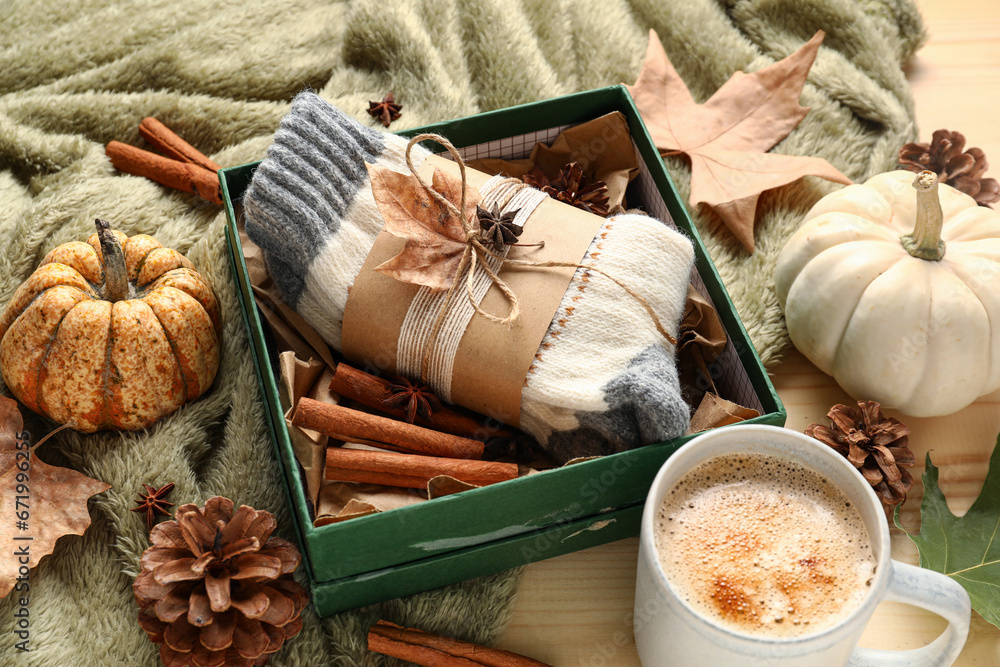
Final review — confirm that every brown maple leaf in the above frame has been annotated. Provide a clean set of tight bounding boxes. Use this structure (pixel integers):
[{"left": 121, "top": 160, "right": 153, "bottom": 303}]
[
  {"left": 368, "top": 163, "right": 481, "bottom": 291},
  {"left": 626, "top": 29, "right": 852, "bottom": 253},
  {"left": 0, "top": 397, "right": 110, "bottom": 598}
]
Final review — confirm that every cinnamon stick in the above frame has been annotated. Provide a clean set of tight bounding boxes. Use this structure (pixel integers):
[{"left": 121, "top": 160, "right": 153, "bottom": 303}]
[
  {"left": 106, "top": 141, "right": 222, "bottom": 205},
  {"left": 294, "top": 397, "right": 484, "bottom": 460},
  {"left": 330, "top": 363, "right": 518, "bottom": 440},
  {"left": 138, "top": 117, "right": 221, "bottom": 173},
  {"left": 326, "top": 448, "right": 517, "bottom": 489},
  {"left": 368, "top": 620, "right": 551, "bottom": 666}
]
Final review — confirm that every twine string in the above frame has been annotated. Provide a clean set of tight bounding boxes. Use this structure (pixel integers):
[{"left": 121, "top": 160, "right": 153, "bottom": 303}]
[{"left": 403, "top": 134, "right": 677, "bottom": 383}]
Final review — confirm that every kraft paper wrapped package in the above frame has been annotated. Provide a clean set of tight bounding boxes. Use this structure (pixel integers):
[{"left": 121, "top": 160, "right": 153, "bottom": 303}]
[{"left": 243, "top": 92, "right": 695, "bottom": 463}]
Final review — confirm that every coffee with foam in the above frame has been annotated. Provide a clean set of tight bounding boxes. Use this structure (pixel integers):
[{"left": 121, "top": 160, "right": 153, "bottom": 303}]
[{"left": 654, "top": 452, "right": 875, "bottom": 639}]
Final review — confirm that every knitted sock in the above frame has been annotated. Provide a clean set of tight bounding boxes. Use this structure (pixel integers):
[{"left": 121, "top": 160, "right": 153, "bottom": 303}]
[{"left": 244, "top": 92, "right": 695, "bottom": 463}]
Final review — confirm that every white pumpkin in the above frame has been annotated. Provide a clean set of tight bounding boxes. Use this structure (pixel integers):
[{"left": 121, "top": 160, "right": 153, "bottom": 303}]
[{"left": 775, "top": 170, "right": 1000, "bottom": 417}]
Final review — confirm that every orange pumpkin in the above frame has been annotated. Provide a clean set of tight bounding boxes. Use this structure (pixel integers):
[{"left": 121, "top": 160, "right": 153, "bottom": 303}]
[{"left": 0, "top": 219, "right": 221, "bottom": 432}]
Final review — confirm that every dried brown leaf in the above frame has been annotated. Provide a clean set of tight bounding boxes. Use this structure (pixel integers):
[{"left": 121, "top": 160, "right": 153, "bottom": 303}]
[
  {"left": 0, "top": 396, "right": 110, "bottom": 598},
  {"left": 626, "top": 30, "right": 852, "bottom": 252},
  {"left": 688, "top": 392, "right": 759, "bottom": 434},
  {"left": 368, "top": 163, "right": 481, "bottom": 291}
]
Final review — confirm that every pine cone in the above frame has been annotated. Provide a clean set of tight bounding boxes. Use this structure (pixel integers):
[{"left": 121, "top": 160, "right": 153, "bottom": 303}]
[
  {"left": 805, "top": 401, "right": 915, "bottom": 519},
  {"left": 522, "top": 162, "right": 611, "bottom": 216},
  {"left": 898, "top": 129, "right": 1000, "bottom": 207},
  {"left": 134, "top": 497, "right": 309, "bottom": 667}
]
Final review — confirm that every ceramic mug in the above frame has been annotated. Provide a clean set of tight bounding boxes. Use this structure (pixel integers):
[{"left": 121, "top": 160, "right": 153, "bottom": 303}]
[{"left": 633, "top": 424, "right": 971, "bottom": 667}]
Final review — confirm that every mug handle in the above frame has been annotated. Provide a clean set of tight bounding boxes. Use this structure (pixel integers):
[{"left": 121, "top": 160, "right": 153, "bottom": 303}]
[{"left": 849, "top": 560, "right": 971, "bottom": 667}]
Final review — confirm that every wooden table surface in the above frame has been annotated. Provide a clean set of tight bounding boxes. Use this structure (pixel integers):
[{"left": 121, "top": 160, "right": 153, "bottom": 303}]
[{"left": 496, "top": 0, "right": 1000, "bottom": 664}]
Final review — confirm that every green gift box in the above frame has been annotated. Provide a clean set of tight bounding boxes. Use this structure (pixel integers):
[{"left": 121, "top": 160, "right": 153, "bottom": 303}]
[{"left": 219, "top": 85, "right": 785, "bottom": 616}]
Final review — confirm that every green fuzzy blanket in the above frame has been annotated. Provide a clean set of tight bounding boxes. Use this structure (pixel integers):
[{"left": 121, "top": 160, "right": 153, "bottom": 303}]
[{"left": 0, "top": 0, "right": 923, "bottom": 664}]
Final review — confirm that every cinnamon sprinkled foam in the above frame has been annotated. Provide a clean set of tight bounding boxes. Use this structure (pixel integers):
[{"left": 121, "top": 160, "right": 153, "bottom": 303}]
[{"left": 654, "top": 452, "right": 875, "bottom": 638}]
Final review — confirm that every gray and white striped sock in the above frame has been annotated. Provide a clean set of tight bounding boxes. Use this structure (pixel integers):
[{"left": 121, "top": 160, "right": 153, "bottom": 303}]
[{"left": 244, "top": 92, "right": 694, "bottom": 463}]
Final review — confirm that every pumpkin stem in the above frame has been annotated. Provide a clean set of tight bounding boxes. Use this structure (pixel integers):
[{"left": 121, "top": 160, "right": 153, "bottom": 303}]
[
  {"left": 96, "top": 218, "right": 131, "bottom": 302},
  {"left": 901, "top": 171, "right": 946, "bottom": 261}
]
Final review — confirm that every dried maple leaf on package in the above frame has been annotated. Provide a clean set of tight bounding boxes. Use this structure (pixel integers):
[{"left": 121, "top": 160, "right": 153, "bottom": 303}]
[
  {"left": 627, "top": 30, "right": 852, "bottom": 252},
  {"left": 0, "top": 396, "right": 110, "bottom": 598},
  {"left": 368, "top": 163, "right": 481, "bottom": 291}
]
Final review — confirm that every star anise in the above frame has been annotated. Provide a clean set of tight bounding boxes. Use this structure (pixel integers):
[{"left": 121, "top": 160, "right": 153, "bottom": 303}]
[
  {"left": 477, "top": 203, "right": 523, "bottom": 249},
  {"left": 366, "top": 92, "right": 402, "bottom": 128},
  {"left": 805, "top": 401, "right": 915, "bottom": 519},
  {"left": 522, "top": 162, "right": 611, "bottom": 216},
  {"left": 130, "top": 482, "right": 175, "bottom": 530},
  {"left": 383, "top": 376, "right": 443, "bottom": 424}
]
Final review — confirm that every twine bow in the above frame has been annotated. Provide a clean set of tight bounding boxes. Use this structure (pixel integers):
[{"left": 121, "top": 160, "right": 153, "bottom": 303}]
[{"left": 404, "top": 134, "right": 677, "bottom": 383}]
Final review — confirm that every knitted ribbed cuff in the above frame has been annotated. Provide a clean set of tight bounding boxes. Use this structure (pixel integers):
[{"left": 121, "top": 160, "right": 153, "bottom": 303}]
[{"left": 244, "top": 92, "right": 387, "bottom": 310}]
